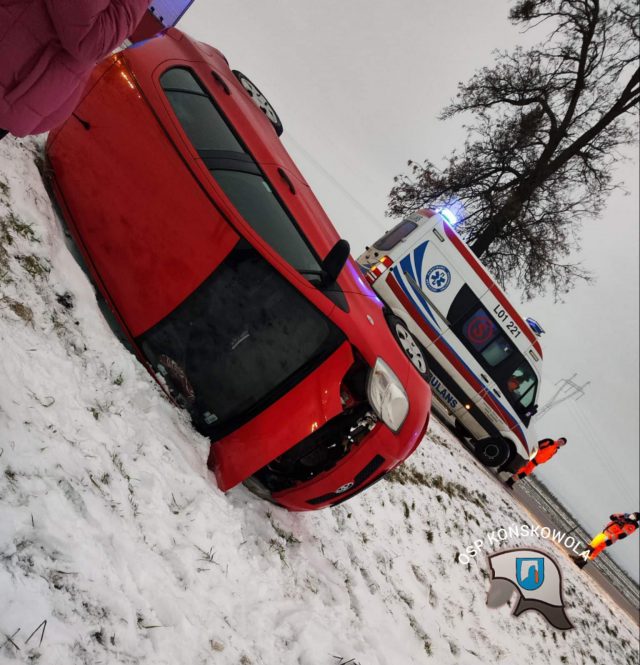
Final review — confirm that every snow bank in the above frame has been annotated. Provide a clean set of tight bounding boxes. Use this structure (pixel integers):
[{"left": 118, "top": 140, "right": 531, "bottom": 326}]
[{"left": 0, "top": 137, "right": 638, "bottom": 665}]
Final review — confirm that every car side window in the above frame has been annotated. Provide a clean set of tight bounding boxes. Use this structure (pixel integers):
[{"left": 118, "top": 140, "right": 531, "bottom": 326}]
[
  {"left": 160, "top": 68, "right": 245, "bottom": 154},
  {"left": 211, "top": 170, "right": 322, "bottom": 274},
  {"left": 161, "top": 67, "right": 332, "bottom": 294}
]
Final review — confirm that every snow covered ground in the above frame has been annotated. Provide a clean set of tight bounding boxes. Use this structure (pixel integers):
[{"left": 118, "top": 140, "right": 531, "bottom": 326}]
[{"left": 0, "top": 136, "right": 638, "bottom": 665}]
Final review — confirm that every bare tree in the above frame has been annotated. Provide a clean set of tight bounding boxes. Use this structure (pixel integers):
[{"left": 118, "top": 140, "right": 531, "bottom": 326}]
[{"left": 388, "top": 0, "right": 639, "bottom": 299}]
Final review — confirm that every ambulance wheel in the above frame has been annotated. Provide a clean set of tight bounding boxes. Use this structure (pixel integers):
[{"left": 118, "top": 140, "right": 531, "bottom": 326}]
[
  {"left": 454, "top": 420, "right": 471, "bottom": 442},
  {"left": 388, "top": 316, "right": 430, "bottom": 378},
  {"left": 232, "top": 70, "right": 284, "bottom": 136},
  {"left": 475, "top": 438, "right": 511, "bottom": 468},
  {"left": 500, "top": 450, "right": 526, "bottom": 474}
]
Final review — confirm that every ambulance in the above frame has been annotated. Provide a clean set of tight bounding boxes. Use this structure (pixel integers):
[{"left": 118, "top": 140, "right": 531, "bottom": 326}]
[{"left": 358, "top": 209, "right": 544, "bottom": 472}]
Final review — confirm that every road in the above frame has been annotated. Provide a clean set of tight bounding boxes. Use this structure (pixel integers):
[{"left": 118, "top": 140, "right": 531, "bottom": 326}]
[{"left": 510, "top": 481, "right": 640, "bottom": 625}]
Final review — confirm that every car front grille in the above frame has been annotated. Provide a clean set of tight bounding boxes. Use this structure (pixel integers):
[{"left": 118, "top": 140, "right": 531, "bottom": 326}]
[{"left": 306, "top": 454, "right": 386, "bottom": 506}]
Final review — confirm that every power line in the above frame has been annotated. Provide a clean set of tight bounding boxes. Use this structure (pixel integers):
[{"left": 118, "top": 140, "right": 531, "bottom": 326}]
[
  {"left": 283, "top": 132, "right": 387, "bottom": 233},
  {"left": 566, "top": 400, "right": 637, "bottom": 504}
]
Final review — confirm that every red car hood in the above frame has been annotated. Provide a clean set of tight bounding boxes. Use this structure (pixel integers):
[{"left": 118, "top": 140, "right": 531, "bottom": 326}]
[{"left": 208, "top": 342, "right": 354, "bottom": 490}]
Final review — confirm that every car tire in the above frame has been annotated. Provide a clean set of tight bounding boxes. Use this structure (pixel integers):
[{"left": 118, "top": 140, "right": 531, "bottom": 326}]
[
  {"left": 475, "top": 438, "right": 511, "bottom": 468},
  {"left": 388, "top": 315, "right": 430, "bottom": 379},
  {"left": 232, "top": 70, "right": 284, "bottom": 136}
]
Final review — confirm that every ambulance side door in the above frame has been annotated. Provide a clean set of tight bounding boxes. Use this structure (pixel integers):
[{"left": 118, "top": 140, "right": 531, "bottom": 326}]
[{"left": 388, "top": 227, "right": 484, "bottom": 425}]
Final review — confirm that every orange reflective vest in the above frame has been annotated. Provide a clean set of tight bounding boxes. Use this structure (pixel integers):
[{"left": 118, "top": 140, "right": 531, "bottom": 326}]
[
  {"left": 533, "top": 438, "right": 562, "bottom": 465},
  {"left": 604, "top": 515, "right": 638, "bottom": 542}
]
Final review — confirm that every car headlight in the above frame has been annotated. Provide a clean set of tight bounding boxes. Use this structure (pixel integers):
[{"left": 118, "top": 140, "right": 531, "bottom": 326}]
[{"left": 367, "top": 358, "right": 409, "bottom": 433}]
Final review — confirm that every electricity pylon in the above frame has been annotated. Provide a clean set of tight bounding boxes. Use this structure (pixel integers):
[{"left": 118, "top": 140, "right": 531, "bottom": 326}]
[{"left": 537, "top": 374, "right": 590, "bottom": 418}]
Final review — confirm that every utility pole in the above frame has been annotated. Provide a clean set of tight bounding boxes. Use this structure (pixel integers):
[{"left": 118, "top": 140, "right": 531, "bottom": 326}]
[{"left": 537, "top": 374, "right": 590, "bottom": 418}]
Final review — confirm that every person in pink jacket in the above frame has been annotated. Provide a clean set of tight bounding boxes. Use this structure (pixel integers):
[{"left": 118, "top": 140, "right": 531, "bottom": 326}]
[{"left": 0, "top": 0, "right": 151, "bottom": 139}]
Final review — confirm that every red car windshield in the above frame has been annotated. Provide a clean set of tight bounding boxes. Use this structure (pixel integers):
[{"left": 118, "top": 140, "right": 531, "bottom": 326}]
[{"left": 138, "top": 241, "right": 345, "bottom": 437}]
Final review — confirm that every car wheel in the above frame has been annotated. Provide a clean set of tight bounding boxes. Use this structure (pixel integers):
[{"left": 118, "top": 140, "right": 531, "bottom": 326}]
[
  {"left": 232, "top": 70, "right": 284, "bottom": 136},
  {"left": 475, "top": 438, "right": 511, "bottom": 468},
  {"left": 388, "top": 315, "right": 430, "bottom": 378}
]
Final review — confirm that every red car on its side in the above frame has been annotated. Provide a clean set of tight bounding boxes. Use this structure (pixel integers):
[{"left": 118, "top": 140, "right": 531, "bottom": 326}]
[{"left": 45, "top": 29, "right": 431, "bottom": 510}]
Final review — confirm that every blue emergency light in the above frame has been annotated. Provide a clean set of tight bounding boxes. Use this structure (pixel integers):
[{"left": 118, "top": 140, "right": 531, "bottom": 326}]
[
  {"left": 439, "top": 208, "right": 458, "bottom": 227},
  {"left": 436, "top": 198, "right": 465, "bottom": 228},
  {"left": 526, "top": 317, "right": 545, "bottom": 336}
]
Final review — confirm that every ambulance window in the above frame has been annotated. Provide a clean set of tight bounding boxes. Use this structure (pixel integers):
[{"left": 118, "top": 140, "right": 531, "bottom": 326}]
[
  {"left": 462, "top": 308, "right": 515, "bottom": 366},
  {"left": 373, "top": 220, "right": 417, "bottom": 251},
  {"left": 506, "top": 363, "right": 537, "bottom": 409},
  {"left": 482, "top": 336, "right": 515, "bottom": 367},
  {"left": 448, "top": 284, "right": 481, "bottom": 326},
  {"left": 462, "top": 309, "right": 499, "bottom": 351}
]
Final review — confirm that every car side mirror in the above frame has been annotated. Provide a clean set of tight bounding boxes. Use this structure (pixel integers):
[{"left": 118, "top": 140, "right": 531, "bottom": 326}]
[
  {"left": 525, "top": 404, "right": 539, "bottom": 418},
  {"left": 322, "top": 239, "right": 350, "bottom": 285}
]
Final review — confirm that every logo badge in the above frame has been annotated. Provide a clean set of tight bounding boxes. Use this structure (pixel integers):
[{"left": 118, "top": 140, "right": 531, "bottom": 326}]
[
  {"left": 335, "top": 482, "right": 354, "bottom": 495},
  {"left": 516, "top": 557, "right": 545, "bottom": 591},
  {"left": 487, "top": 548, "right": 573, "bottom": 630},
  {"left": 425, "top": 265, "right": 451, "bottom": 292}
]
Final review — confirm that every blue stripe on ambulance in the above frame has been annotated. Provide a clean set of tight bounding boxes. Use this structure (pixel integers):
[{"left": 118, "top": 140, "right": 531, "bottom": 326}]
[
  {"left": 411, "top": 239, "right": 428, "bottom": 286},
  {"left": 392, "top": 241, "right": 441, "bottom": 331}
]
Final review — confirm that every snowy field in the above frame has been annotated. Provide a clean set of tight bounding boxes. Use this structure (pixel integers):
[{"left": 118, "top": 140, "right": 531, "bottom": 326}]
[{"left": 0, "top": 137, "right": 638, "bottom": 665}]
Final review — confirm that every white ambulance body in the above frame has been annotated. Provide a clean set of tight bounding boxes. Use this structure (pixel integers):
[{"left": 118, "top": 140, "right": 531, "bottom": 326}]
[{"left": 358, "top": 209, "right": 544, "bottom": 471}]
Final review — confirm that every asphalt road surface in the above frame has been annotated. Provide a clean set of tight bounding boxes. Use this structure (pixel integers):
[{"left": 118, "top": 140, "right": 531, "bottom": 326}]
[{"left": 510, "top": 482, "right": 640, "bottom": 625}]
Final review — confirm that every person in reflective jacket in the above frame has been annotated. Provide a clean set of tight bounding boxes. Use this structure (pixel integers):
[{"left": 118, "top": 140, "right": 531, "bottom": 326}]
[
  {"left": 505, "top": 437, "right": 567, "bottom": 489},
  {"left": 0, "top": 0, "right": 151, "bottom": 139},
  {"left": 575, "top": 512, "right": 639, "bottom": 568}
]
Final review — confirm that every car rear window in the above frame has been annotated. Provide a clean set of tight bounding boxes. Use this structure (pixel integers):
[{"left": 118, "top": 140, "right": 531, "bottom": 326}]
[
  {"left": 373, "top": 220, "right": 417, "bottom": 251},
  {"left": 137, "top": 241, "right": 344, "bottom": 437}
]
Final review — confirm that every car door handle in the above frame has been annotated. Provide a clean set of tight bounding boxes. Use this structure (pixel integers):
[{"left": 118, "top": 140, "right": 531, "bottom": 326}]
[
  {"left": 278, "top": 167, "right": 296, "bottom": 194},
  {"left": 493, "top": 388, "right": 502, "bottom": 398},
  {"left": 480, "top": 373, "right": 490, "bottom": 383},
  {"left": 211, "top": 71, "right": 230, "bottom": 95}
]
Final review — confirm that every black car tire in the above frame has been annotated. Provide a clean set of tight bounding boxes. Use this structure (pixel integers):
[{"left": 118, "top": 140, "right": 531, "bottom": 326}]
[{"left": 232, "top": 70, "right": 284, "bottom": 136}]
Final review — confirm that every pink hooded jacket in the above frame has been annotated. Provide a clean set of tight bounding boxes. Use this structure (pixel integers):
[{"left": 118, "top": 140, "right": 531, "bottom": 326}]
[{"left": 0, "top": 0, "right": 150, "bottom": 136}]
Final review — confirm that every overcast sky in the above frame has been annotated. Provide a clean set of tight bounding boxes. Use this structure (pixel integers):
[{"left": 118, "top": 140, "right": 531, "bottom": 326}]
[{"left": 180, "top": 0, "right": 639, "bottom": 580}]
